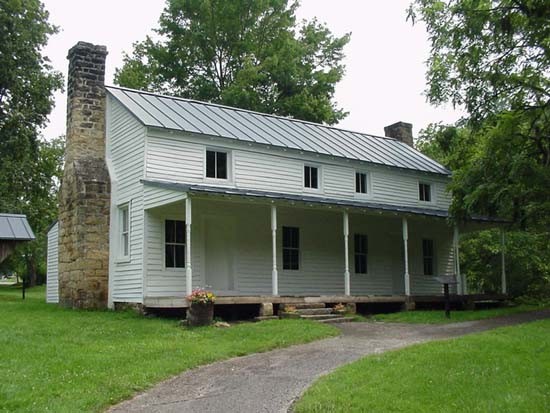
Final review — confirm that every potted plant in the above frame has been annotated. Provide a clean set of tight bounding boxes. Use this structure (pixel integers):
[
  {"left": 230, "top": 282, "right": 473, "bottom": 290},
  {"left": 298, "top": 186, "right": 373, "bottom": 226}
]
[
  {"left": 333, "top": 303, "right": 346, "bottom": 315},
  {"left": 279, "top": 304, "right": 301, "bottom": 319},
  {"left": 186, "top": 288, "right": 216, "bottom": 327}
]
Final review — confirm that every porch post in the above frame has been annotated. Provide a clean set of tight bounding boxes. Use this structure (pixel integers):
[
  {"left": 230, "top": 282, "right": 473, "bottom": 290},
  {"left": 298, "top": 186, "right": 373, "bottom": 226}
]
[
  {"left": 501, "top": 228, "right": 507, "bottom": 294},
  {"left": 185, "top": 197, "right": 192, "bottom": 296},
  {"left": 402, "top": 217, "right": 411, "bottom": 296},
  {"left": 271, "top": 205, "right": 278, "bottom": 296},
  {"left": 343, "top": 211, "right": 350, "bottom": 296},
  {"left": 454, "top": 225, "right": 465, "bottom": 295}
]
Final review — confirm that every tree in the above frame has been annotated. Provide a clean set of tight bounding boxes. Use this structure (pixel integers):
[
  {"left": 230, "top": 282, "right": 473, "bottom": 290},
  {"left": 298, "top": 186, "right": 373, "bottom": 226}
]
[
  {"left": 115, "top": 0, "right": 350, "bottom": 125},
  {"left": 409, "top": 1, "right": 550, "bottom": 229},
  {"left": 0, "top": 0, "right": 63, "bottom": 284}
]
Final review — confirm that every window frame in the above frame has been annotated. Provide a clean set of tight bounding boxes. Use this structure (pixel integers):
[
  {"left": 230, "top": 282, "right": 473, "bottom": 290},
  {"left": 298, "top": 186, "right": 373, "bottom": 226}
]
[
  {"left": 117, "top": 203, "right": 130, "bottom": 261},
  {"left": 164, "top": 219, "right": 186, "bottom": 270},
  {"left": 204, "top": 148, "right": 231, "bottom": 182},
  {"left": 282, "top": 226, "right": 300, "bottom": 271},
  {"left": 418, "top": 182, "right": 433, "bottom": 203},
  {"left": 303, "top": 164, "right": 321, "bottom": 192},
  {"left": 422, "top": 238, "right": 435, "bottom": 276},
  {"left": 354, "top": 233, "right": 368, "bottom": 274},
  {"left": 354, "top": 170, "right": 371, "bottom": 198}
]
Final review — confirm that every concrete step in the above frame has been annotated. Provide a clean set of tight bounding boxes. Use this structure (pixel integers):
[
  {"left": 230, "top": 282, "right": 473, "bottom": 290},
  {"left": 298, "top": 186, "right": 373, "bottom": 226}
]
[
  {"left": 281, "top": 303, "right": 326, "bottom": 310},
  {"left": 319, "top": 316, "right": 355, "bottom": 324},
  {"left": 295, "top": 308, "right": 334, "bottom": 316},
  {"left": 300, "top": 314, "right": 343, "bottom": 321}
]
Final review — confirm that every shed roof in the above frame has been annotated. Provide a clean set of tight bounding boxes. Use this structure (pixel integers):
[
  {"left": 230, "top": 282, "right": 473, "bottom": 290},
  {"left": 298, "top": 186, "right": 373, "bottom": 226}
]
[
  {"left": 0, "top": 214, "right": 35, "bottom": 241},
  {"left": 107, "top": 86, "right": 451, "bottom": 176}
]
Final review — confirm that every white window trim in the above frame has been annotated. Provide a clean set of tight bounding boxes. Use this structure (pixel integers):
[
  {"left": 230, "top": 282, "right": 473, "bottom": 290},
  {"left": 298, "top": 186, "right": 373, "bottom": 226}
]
[
  {"left": 281, "top": 226, "right": 301, "bottom": 271},
  {"left": 418, "top": 181, "right": 436, "bottom": 204},
  {"left": 203, "top": 147, "right": 233, "bottom": 185},
  {"left": 162, "top": 218, "right": 186, "bottom": 272},
  {"left": 116, "top": 202, "right": 131, "bottom": 263},
  {"left": 354, "top": 170, "right": 372, "bottom": 199},
  {"left": 303, "top": 164, "right": 322, "bottom": 193}
]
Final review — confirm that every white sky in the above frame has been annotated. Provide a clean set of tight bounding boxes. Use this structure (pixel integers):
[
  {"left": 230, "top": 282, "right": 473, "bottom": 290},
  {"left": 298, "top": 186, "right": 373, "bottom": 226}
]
[{"left": 41, "top": 0, "right": 463, "bottom": 140}]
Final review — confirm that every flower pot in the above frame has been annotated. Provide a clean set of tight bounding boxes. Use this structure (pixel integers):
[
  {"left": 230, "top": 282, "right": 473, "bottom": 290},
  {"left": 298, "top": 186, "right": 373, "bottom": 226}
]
[{"left": 187, "top": 302, "right": 214, "bottom": 326}]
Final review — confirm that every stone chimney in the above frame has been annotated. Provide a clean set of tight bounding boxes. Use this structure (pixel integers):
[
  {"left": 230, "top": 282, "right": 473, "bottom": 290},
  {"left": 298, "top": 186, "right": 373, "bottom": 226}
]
[
  {"left": 58, "top": 42, "right": 111, "bottom": 309},
  {"left": 384, "top": 121, "right": 414, "bottom": 147}
]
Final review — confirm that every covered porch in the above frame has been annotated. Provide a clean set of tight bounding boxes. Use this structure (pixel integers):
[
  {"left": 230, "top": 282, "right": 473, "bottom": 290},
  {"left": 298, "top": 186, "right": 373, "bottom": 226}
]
[{"left": 140, "top": 180, "right": 507, "bottom": 308}]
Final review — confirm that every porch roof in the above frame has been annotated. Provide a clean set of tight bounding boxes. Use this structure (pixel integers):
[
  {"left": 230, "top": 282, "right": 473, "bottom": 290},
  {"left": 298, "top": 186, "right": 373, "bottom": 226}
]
[
  {"left": 142, "top": 179, "right": 503, "bottom": 223},
  {"left": 0, "top": 214, "right": 35, "bottom": 241}
]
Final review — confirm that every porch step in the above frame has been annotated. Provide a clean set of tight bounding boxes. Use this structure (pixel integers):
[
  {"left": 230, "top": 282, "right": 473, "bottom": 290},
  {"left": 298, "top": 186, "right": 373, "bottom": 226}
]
[
  {"left": 281, "top": 303, "right": 326, "bottom": 310},
  {"left": 295, "top": 308, "right": 334, "bottom": 316},
  {"left": 300, "top": 314, "right": 343, "bottom": 321},
  {"left": 319, "top": 316, "right": 355, "bottom": 324},
  {"left": 254, "top": 316, "right": 279, "bottom": 322}
]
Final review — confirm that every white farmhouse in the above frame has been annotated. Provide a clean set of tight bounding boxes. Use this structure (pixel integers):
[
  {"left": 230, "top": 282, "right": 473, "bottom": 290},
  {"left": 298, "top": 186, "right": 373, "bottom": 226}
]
[{"left": 46, "top": 42, "right": 505, "bottom": 312}]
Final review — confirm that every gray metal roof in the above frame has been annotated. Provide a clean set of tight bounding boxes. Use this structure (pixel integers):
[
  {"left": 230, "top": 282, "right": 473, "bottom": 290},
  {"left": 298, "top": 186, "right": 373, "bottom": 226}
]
[
  {"left": 0, "top": 214, "right": 35, "bottom": 240},
  {"left": 143, "top": 179, "right": 509, "bottom": 222},
  {"left": 107, "top": 86, "right": 451, "bottom": 176}
]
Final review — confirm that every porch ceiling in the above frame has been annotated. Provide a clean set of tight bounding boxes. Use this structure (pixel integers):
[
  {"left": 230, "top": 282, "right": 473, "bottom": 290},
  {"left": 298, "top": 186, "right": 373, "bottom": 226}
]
[{"left": 141, "top": 179, "right": 504, "bottom": 223}]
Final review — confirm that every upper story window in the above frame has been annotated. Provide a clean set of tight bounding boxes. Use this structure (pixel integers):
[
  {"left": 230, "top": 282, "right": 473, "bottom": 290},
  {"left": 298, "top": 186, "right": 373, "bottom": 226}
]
[
  {"left": 355, "top": 172, "right": 368, "bottom": 194},
  {"left": 422, "top": 239, "right": 435, "bottom": 275},
  {"left": 304, "top": 165, "right": 319, "bottom": 189},
  {"left": 354, "top": 234, "right": 368, "bottom": 274},
  {"left": 206, "top": 150, "right": 228, "bottom": 180},
  {"left": 165, "top": 219, "right": 185, "bottom": 268},
  {"left": 419, "top": 182, "right": 432, "bottom": 202},
  {"left": 282, "top": 226, "right": 300, "bottom": 270},
  {"left": 119, "top": 203, "right": 130, "bottom": 258}
]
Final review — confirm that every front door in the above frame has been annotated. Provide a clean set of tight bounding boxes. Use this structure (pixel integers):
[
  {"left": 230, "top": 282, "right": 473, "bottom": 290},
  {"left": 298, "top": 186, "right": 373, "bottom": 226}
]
[{"left": 204, "top": 216, "right": 235, "bottom": 293}]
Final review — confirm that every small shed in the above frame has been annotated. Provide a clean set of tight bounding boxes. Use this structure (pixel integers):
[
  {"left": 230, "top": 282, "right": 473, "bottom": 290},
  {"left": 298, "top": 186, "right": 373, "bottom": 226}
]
[{"left": 0, "top": 214, "right": 35, "bottom": 264}]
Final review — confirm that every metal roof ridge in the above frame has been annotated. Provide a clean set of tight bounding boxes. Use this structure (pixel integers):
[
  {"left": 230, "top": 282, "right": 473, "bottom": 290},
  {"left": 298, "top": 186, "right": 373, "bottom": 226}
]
[{"left": 105, "top": 85, "right": 401, "bottom": 143}]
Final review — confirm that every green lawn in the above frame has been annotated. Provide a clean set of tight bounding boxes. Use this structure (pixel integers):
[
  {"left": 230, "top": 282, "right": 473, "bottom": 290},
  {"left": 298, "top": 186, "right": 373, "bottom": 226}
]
[
  {"left": 0, "top": 285, "right": 338, "bottom": 413},
  {"left": 370, "top": 305, "right": 543, "bottom": 324},
  {"left": 294, "top": 318, "right": 550, "bottom": 413}
]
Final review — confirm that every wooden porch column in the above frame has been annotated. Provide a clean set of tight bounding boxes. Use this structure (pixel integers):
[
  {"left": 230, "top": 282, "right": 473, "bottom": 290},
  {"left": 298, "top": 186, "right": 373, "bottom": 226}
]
[
  {"left": 402, "top": 217, "right": 411, "bottom": 296},
  {"left": 271, "top": 205, "right": 279, "bottom": 296},
  {"left": 501, "top": 228, "right": 507, "bottom": 294},
  {"left": 185, "top": 197, "right": 193, "bottom": 296},
  {"left": 343, "top": 211, "right": 350, "bottom": 296},
  {"left": 454, "top": 225, "right": 465, "bottom": 295}
]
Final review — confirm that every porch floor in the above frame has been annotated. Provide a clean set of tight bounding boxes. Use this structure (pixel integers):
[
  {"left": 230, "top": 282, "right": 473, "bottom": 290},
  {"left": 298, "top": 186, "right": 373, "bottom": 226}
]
[{"left": 143, "top": 294, "right": 507, "bottom": 308}]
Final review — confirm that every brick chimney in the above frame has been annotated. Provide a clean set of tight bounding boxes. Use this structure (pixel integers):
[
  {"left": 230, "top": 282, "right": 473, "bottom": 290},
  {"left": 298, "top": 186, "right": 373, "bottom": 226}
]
[
  {"left": 58, "top": 42, "right": 111, "bottom": 309},
  {"left": 384, "top": 121, "right": 414, "bottom": 147}
]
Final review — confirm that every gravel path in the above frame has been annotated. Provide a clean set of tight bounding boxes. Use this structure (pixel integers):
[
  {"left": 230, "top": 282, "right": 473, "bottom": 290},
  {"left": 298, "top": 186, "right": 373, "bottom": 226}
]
[{"left": 108, "top": 309, "right": 550, "bottom": 413}]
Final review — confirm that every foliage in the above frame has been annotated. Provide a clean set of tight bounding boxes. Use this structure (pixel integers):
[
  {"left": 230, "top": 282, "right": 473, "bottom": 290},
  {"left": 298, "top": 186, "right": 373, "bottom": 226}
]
[
  {"left": 370, "top": 304, "right": 544, "bottom": 324},
  {"left": 187, "top": 287, "right": 216, "bottom": 304},
  {"left": 115, "top": 0, "right": 350, "bottom": 125},
  {"left": 0, "top": 0, "right": 63, "bottom": 283},
  {"left": 0, "top": 285, "right": 338, "bottom": 412},
  {"left": 0, "top": 137, "right": 64, "bottom": 284},
  {"left": 294, "top": 318, "right": 550, "bottom": 412}
]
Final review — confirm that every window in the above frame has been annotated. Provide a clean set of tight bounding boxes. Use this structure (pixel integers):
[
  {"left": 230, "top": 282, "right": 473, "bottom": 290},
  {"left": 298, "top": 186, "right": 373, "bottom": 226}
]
[
  {"left": 206, "top": 150, "right": 228, "bottom": 179},
  {"left": 119, "top": 204, "right": 130, "bottom": 258},
  {"left": 423, "top": 239, "right": 434, "bottom": 275},
  {"left": 304, "top": 165, "right": 319, "bottom": 189},
  {"left": 354, "top": 234, "right": 368, "bottom": 274},
  {"left": 355, "top": 172, "right": 368, "bottom": 194},
  {"left": 419, "top": 182, "right": 432, "bottom": 202},
  {"left": 282, "top": 226, "right": 299, "bottom": 270},
  {"left": 165, "top": 220, "right": 186, "bottom": 268}
]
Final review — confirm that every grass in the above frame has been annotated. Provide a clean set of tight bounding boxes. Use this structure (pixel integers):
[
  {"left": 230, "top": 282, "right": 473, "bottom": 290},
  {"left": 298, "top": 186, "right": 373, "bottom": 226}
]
[
  {"left": 0, "top": 285, "right": 338, "bottom": 413},
  {"left": 370, "top": 305, "right": 544, "bottom": 324},
  {"left": 294, "top": 318, "right": 550, "bottom": 413}
]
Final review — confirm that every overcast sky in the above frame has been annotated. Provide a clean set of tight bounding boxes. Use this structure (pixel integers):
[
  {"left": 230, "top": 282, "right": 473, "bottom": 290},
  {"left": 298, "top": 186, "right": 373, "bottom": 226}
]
[{"left": 41, "top": 0, "right": 463, "bottom": 140}]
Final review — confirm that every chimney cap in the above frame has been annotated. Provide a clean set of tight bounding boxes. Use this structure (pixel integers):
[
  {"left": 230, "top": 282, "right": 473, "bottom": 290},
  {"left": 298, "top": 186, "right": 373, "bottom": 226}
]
[{"left": 67, "top": 41, "right": 108, "bottom": 59}]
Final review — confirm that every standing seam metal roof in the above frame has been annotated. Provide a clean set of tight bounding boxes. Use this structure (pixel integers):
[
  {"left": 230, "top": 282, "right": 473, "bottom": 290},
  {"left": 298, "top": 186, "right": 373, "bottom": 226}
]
[
  {"left": 106, "top": 86, "right": 451, "bottom": 176},
  {"left": 0, "top": 214, "right": 35, "bottom": 240}
]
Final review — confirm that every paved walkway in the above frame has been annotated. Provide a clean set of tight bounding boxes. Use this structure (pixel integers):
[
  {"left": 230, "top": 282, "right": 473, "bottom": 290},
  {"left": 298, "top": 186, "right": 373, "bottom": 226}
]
[{"left": 108, "top": 309, "right": 550, "bottom": 413}]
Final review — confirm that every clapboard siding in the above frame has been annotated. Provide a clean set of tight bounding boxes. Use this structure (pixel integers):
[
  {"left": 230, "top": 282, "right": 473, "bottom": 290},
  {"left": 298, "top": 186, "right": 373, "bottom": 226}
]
[
  {"left": 143, "top": 199, "right": 454, "bottom": 298},
  {"left": 145, "top": 130, "right": 452, "bottom": 211},
  {"left": 107, "top": 97, "right": 146, "bottom": 303},
  {"left": 46, "top": 222, "right": 59, "bottom": 303}
]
